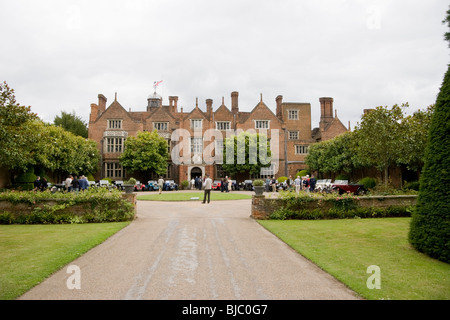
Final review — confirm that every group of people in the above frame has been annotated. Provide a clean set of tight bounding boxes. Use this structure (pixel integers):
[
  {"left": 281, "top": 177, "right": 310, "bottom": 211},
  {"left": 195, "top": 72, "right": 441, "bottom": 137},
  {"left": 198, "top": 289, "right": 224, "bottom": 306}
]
[
  {"left": 220, "top": 176, "right": 232, "bottom": 192},
  {"left": 64, "top": 175, "right": 89, "bottom": 192},
  {"left": 190, "top": 176, "right": 203, "bottom": 190},
  {"left": 33, "top": 176, "right": 48, "bottom": 192},
  {"left": 293, "top": 175, "right": 316, "bottom": 193},
  {"left": 266, "top": 174, "right": 316, "bottom": 194}
]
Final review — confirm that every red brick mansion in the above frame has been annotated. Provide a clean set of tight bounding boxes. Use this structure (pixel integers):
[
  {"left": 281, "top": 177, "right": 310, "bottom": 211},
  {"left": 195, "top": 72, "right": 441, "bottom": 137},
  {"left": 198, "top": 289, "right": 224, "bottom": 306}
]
[{"left": 88, "top": 90, "right": 348, "bottom": 184}]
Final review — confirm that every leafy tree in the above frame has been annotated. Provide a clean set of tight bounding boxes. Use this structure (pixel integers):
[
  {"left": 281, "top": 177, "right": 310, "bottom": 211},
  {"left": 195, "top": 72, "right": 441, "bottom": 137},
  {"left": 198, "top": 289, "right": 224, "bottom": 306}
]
[
  {"left": 398, "top": 104, "right": 435, "bottom": 173},
  {"left": 54, "top": 110, "right": 88, "bottom": 138},
  {"left": 27, "top": 121, "right": 100, "bottom": 178},
  {"left": 0, "top": 81, "right": 39, "bottom": 171},
  {"left": 353, "top": 104, "right": 407, "bottom": 185},
  {"left": 408, "top": 67, "right": 450, "bottom": 263},
  {"left": 119, "top": 130, "right": 169, "bottom": 176},
  {"left": 221, "top": 131, "right": 271, "bottom": 176},
  {"left": 306, "top": 131, "right": 362, "bottom": 177}
]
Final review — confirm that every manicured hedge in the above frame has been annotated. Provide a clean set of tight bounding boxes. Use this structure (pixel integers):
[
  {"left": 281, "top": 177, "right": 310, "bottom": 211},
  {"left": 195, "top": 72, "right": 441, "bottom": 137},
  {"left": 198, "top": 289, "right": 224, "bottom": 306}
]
[
  {"left": 409, "top": 65, "right": 450, "bottom": 263},
  {"left": 0, "top": 188, "right": 135, "bottom": 224},
  {"left": 269, "top": 205, "right": 412, "bottom": 220}
]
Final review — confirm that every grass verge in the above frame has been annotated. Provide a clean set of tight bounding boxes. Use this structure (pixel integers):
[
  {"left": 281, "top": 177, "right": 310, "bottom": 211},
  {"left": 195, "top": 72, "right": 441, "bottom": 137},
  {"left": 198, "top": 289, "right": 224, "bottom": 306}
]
[
  {"left": 0, "top": 222, "right": 130, "bottom": 300},
  {"left": 137, "top": 191, "right": 252, "bottom": 201},
  {"left": 258, "top": 218, "right": 450, "bottom": 300}
]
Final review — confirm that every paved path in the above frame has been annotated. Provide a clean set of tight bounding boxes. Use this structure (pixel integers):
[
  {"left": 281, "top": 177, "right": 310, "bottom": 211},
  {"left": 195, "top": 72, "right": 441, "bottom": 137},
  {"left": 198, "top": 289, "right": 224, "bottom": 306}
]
[{"left": 19, "top": 197, "right": 360, "bottom": 300}]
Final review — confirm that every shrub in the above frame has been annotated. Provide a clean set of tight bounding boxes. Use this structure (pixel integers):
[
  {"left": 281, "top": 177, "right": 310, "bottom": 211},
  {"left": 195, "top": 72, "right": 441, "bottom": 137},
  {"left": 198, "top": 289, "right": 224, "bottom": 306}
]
[
  {"left": 335, "top": 174, "right": 349, "bottom": 181},
  {"left": 253, "top": 179, "right": 264, "bottom": 186},
  {"left": 181, "top": 180, "right": 189, "bottom": 190},
  {"left": 358, "top": 177, "right": 377, "bottom": 190},
  {"left": 295, "top": 169, "right": 310, "bottom": 178},
  {"left": 125, "top": 177, "right": 136, "bottom": 185},
  {"left": 409, "top": 64, "right": 450, "bottom": 263},
  {"left": 13, "top": 169, "right": 36, "bottom": 190},
  {"left": 0, "top": 188, "right": 134, "bottom": 224},
  {"left": 403, "top": 181, "right": 420, "bottom": 191},
  {"left": 277, "top": 176, "right": 287, "bottom": 183}
]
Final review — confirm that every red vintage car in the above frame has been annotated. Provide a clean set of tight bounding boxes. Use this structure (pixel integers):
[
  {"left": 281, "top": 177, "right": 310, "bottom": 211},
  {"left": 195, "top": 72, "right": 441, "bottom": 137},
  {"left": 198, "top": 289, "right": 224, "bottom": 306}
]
[{"left": 211, "top": 180, "right": 222, "bottom": 190}]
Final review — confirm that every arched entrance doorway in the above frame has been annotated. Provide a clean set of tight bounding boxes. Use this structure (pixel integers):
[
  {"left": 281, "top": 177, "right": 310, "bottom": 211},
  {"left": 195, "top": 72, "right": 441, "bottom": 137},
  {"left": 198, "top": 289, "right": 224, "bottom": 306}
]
[{"left": 190, "top": 167, "right": 202, "bottom": 180}]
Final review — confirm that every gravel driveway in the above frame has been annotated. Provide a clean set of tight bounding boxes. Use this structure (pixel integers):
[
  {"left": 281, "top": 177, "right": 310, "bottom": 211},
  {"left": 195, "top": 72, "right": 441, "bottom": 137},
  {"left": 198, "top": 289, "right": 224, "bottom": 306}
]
[{"left": 19, "top": 197, "right": 360, "bottom": 300}]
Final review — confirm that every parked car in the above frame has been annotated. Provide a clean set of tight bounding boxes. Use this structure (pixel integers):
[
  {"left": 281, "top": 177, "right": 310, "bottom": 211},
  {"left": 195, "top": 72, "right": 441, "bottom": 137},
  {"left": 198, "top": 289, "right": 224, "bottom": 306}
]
[
  {"left": 146, "top": 180, "right": 160, "bottom": 191},
  {"left": 163, "top": 180, "right": 178, "bottom": 191},
  {"left": 134, "top": 180, "right": 146, "bottom": 191},
  {"left": 98, "top": 180, "right": 110, "bottom": 188},
  {"left": 243, "top": 180, "right": 254, "bottom": 191},
  {"left": 212, "top": 180, "right": 222, "bottom": 190},
  {"left": 113, "top": 180, "right": 124, "bottom": 190}
]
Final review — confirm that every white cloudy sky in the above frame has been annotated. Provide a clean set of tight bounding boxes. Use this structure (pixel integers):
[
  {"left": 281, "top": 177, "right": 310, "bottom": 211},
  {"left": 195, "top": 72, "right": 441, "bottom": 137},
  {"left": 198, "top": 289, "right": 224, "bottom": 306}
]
[{"left": 1, "top": 0, "right": 448, "bottom": 130}]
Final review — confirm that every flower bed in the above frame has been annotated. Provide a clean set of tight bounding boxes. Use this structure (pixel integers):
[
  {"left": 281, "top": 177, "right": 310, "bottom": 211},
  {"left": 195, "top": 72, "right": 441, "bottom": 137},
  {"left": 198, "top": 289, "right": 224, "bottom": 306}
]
[
  {"left": 0, "top": 188, "right": 136, "bottom": 224},
  {"left": 251, "top": 192, "right": 417, "bottom": 220}
]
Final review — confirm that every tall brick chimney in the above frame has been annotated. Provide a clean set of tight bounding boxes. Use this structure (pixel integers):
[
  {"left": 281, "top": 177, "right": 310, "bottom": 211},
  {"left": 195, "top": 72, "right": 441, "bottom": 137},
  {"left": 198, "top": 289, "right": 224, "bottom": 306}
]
[
  {"left": 231, "top": 91, "right": 239, "bottom": 114},
  {"left": 319, "top": 97, "right": 334, "bottom": 130},
  {"left": 98, "top": 94, "right": 107, "bottom": 113},
  {"left": 276, "top": 95, "right": 283, "bottom": 120},
  {"left": 90, "top": 103, "right": 99, "bottom": 123},
  {"left": 173, "top": 96, "right": 178, "bottom": 113},
  {"left": 206, "top": 99, "right": 213, "bottom": 120}
]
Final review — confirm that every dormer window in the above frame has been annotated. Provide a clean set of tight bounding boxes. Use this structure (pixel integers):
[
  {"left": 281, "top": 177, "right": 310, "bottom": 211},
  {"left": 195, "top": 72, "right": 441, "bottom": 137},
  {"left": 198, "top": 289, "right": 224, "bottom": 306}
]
[
  {"left": 153, "top": 122, "right": 168, "bottom": 131},
  {"left": 191, "top": 119, "right": 202, "bottom": 130},
  {"left": 255, "top": 120, "right": 269, "bottom": 129},
  {"left": 108, "top": 119, "right": 122, "bottom": 129},
  {"left": 216, "top": 121, "right": 231, "bottom": 131}
]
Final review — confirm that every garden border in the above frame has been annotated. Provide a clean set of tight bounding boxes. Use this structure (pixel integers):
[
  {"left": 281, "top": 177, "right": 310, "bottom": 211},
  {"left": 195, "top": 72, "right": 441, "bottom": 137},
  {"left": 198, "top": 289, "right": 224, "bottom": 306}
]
[{"left": 251, "top": 194, "right": 417, "bottom": 220}]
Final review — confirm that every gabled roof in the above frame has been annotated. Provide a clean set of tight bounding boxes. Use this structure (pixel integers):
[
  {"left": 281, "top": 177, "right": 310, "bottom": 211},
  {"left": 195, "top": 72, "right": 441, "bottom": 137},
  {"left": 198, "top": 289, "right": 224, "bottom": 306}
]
[
  {"left": 239, "top": 100, "right": 281, "bottom": 124},
  {"left": 95, "top": 100, "right": 137, "bottom": 123},
  {"left": 215, "top": 103, "right": 232, "bottom": 115},
  {"left": 182, "top": 104, "right": 208, "bottom": 121},
  {"left": 145, "top": 105, "right": 177, "bottom": 121},
  {"left": 323, "top": 115, "right": 348, "bottom": 132}
]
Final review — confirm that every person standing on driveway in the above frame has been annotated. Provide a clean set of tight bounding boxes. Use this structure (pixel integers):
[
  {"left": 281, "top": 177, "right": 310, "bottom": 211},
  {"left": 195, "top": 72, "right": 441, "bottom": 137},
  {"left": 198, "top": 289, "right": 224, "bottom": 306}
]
[
  {"left": 202, "top": 174, "right": 212, "bottom": 204},
  {"left": 158, "top": 176, "right": 164, "bottom": 195}
]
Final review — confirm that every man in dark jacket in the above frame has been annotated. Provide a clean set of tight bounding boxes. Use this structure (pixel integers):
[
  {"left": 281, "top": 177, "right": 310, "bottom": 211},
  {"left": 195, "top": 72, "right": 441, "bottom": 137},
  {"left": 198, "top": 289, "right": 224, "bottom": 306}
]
[{"left": 309, "top": 175, "right": 316, "bottom": 192}]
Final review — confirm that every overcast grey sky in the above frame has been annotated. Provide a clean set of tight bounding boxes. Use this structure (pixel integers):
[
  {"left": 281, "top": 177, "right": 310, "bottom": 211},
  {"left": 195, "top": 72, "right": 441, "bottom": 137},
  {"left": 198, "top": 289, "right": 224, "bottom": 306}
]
[{"left": 1, "top": 0, "right": 448, "bottom": 130}]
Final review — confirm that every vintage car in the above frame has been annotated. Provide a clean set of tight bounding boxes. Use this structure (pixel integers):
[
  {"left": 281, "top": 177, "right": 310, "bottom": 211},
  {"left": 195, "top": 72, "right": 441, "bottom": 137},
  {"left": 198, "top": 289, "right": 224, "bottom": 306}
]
[
  {"left": 243, "top": 180, "right": 254, "bottom": 191},
  {"left": 331, "top": 180, "right": 364, "bottom": 195},
  {"left": 163, "top": 180, "right": 178, "bottom": 191},
  {"left": 146, "top": 180, "right": 160, "bottom": 191},
  {"left": 134, "top": 180, "right": 146, "bottom": 191},
  {"left": 113, "top": 180, "right": 124, "bottom": 190},
  {"left": 212, "top": 180, "right": 222, "bottom": 190}
]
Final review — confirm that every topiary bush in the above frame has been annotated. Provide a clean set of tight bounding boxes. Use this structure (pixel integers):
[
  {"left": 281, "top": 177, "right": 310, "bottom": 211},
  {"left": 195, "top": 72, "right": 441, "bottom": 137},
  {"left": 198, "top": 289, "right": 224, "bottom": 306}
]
[
  {"left": 13, "top": 169, "right": 36, "bottom": 191},
  {"left": 409, "top": 64, "right": 450, "bottom": 263}
]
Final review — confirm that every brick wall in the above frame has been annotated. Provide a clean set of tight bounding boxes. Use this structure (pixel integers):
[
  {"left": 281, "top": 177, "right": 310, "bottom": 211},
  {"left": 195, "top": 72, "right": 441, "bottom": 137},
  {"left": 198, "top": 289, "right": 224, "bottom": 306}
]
[{"left": 250, "top": 194, "right": 417, "bottom": 220}]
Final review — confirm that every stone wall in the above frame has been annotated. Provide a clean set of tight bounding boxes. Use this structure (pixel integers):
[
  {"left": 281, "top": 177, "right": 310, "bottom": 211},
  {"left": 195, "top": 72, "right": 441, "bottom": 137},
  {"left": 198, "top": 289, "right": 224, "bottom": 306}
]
[{"left": 251, "top": 194, "right": 417, "bottom": 220}]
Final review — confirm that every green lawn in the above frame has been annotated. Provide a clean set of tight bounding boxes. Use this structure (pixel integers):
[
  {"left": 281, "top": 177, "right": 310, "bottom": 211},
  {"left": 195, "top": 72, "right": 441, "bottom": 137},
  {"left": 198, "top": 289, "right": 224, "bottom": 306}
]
[
  {"left": 0, "top": 222, "right": 130, "bottom": 300},
  {"left": 137, "top": 191, "right": 252, "bottom": 201},
  {"left": 258, "top": 218, "right": 450, "bottom": 300}
]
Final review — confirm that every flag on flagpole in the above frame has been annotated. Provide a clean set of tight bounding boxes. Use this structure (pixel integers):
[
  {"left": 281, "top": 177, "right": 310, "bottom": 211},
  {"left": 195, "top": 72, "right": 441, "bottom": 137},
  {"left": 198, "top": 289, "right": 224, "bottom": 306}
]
[{"left": 153, "top": 80, "right": 163, "bottom": 90}]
